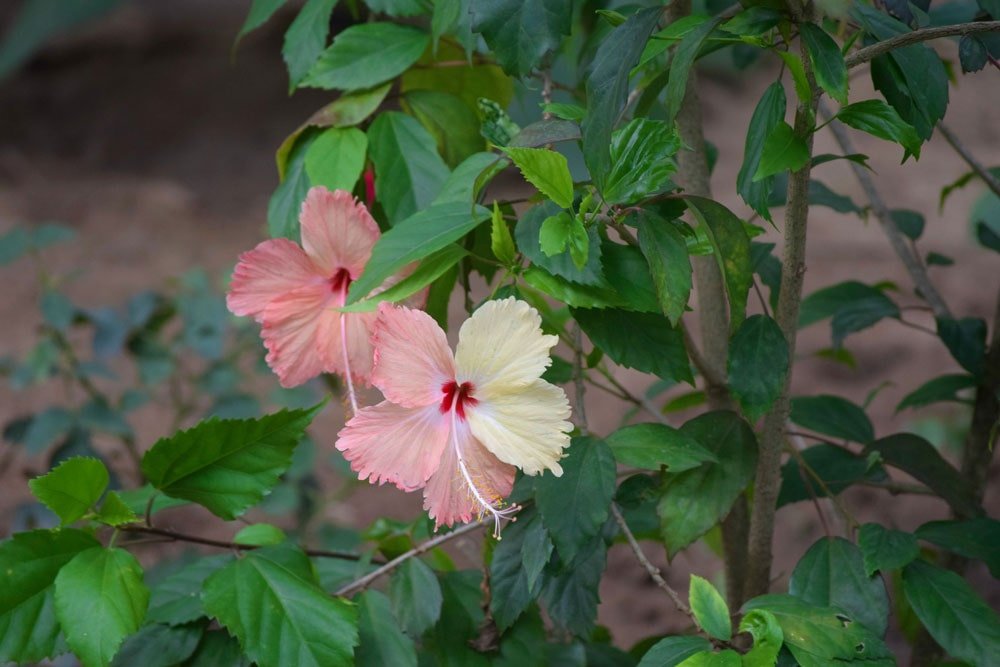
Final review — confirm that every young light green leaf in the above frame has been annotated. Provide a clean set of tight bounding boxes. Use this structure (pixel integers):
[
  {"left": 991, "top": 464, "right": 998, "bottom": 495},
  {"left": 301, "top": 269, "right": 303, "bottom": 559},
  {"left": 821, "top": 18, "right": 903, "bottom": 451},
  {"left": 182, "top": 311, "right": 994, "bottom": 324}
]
[
  {"left": 605, "top": 423, "right": 716, "bottom": 472},
  {"left": 674, "top": 649, "right": 740, "bottom": 666},
  {"left": 389, "top": 558, "right": 443, "bottom": 637},
  {"left": 203, "top": 547, "right": 358, "bottom": 667},
  {"left": 0, "top": 529, "right": 99, "bottom": 664},
  {"left": 339, "top": 244, "right": 467, "bottom": 313},
  {"left": 303, "top": 127, "right": 367, "bottom": 193},
  {"left": 539, "top": 212, "right": 588, "bottom": 269},
  {"left": 573, "top": 308, "right": 693, "bottom": 384},
  {"left": 859, "top": 523, "right": 919, "bottom": 576},
  {"left": 29, "top": 456, "right": 109, "bottom": 525},
  {"left": 753, "top": 122, "right": 809, "bottom": 181},
  {"left": 234, "top": 523, "right": 287, "bottom": 547},
  {"left": 355, "top": 590, "right": 417, "bottom": 667},
  {"left": 602, "top": 118, "right": 680, "bottom": 205},
  {"left": 491, "top": 202, "right": 517, "bottom": 266},
  {"left": 737, "top": 81, "right": 786, "bottom": 222},
  {"left": 800, "top": 23, "right": 848, "bottom": 104},
  {"left": 302, "top": 23, "right": 429, "bottom": 92},
  {"left": 140, "top": 405, "right": 320, "bottom": 520},
  {"left": 504, "top": 146, "right": 574, "bottom": 208},
  {"left": 837, "top": 100, "right": 922, "bottom": 159},
  {"left": 95, "top": 491, "right": 138, "bottom": 527},
  {"left": 689, "top": 575, "right": 731, "bottom": 641},
  {"left": 516, "top": 202, "right": 607, "bottom": 286},
  {"left": 739, "top": 609, "right": 783, "bottom": 667},
  {"left": 54, "top": 547, "right": 150, "bottom": 667},
  {"left": 728, "top": 314, "right": 789, "bottom": 422},
  {"left": 775, "top": 51, "right": 811, "bottom": 104},
  {"left": 282, "top": 0, "right": 337, "bottom": 90},
  {"left": 346, "top": 202, "right": 490, "bottom": 303},
  {"left": 470, "top": 0, "right": 572, "bottom": 77}
]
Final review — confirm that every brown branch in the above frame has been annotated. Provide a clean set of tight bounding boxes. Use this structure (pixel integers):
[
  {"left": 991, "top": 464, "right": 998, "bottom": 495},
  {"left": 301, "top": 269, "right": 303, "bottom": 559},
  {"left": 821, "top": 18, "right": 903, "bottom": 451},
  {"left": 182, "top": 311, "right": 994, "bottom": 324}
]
[
  {"left": 937, "top": 123, "right": 1000, "bottom": 201},
  {"left": 845, "top": 21, "right": 1000, "bottom": 69}
]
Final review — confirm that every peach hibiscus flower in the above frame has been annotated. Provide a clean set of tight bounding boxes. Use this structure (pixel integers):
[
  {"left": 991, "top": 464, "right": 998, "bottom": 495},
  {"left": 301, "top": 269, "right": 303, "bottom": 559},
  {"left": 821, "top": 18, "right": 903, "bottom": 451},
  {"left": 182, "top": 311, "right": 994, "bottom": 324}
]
[
  {"left": 336, "top": 297, "right": 573, "bottom": 536},
  {"left": 227, "top": 186, "right": 390, "bottom": 408}
]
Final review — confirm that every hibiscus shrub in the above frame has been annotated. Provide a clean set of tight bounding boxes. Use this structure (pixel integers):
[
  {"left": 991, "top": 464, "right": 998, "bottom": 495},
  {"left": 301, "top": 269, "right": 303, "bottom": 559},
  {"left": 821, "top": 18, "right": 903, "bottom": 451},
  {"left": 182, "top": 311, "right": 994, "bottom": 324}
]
[{"left": 3, "top": 1, "right": 1000, "bottom": 666}]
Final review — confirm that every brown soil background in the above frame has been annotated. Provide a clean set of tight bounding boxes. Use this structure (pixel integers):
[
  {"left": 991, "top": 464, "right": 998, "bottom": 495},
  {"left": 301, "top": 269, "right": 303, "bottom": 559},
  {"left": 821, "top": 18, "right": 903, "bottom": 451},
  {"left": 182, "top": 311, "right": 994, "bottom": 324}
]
[{"left": 1, "top": 1, "right": 998, "bottom": 660}]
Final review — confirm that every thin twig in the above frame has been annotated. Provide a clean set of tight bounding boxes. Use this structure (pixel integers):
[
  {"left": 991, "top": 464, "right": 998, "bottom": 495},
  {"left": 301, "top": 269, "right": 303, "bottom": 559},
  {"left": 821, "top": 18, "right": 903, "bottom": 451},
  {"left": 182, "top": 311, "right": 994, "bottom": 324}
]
[
  {"left": 845, "top": 21, "right": 1000, "bottom": 68},
  {"left": 336, "top": 520, "right": 486, "bottom": 597},
  {"left": 937, "top": 123, "right": 1000, "bottom": 201},
  {"left": 120, "top": 525, "right": 370, "bottom": 561}
]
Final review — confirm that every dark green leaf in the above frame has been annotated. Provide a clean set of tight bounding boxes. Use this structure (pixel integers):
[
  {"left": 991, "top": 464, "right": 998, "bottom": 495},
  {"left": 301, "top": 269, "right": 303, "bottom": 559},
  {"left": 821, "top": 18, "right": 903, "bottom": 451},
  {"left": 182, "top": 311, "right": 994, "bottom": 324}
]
[
  {"left": 890, "top": 209, "right": 924, "bottom": 240},
  {"left": 902, "top": 560, "right": 1000, "bottom": 665},
  {"left": 303, "top": 127, "right": 366, "bottom": 192},
  {"left": 573, "top": 308, "right": 692, "bottom": 384},
  {"left": 800, "top": 23, "right": 848, "bottom": 104},
  {"left": 141, "top": 406, "right": 320, "bottom": 520},
  {"left": 865, "top": 433, "right": 982, "bottom": 518},
  {"left": 768, "top": 177, "right": 864, "bottom": 215},
  {"left": 347, "top": 202, "right": 489, "bottom": 302},
  {"left": 183, "top": 631, "right": 251, "bottom": 667},
  {"left": 355, "top": 590, "right": 417, "bottom": 667},
  {"left": 110, "top": 622, "right": 203, "bottom": 667},
  {"left": 605, "top": 423, "right": 716, "bottom": 472},
  {"left": 754, "top": 122, "right": 810, "bottom": 181},
  {"left": 491, "top": 508, "right": 547, "bottom": 630},
  {"left": 790, "top": 395, "right": 875, "bottom": 444},
  {"left": 535, "top": 436, "right": 616, "bottom": 564},
  {"left": 728, "top": 314, "right": 789, "bottom": 422},
  {"left": 366, "top": 0, "right": 427, "bottom": 16},
  {"left": 602, "top": 119, "right": 680, "bottom": 205},
  {"left": 960, "top": 34, "right": 989, "bottom": 72},
  {"left": 798, "top": 280, "right": 900, "bottom": 346},
  {"left": 517, "top": 202, "right": 607, "bottom": 287},
  {"left": 897, "top": 373, "right": 975, "bottom": 411},
  {"left": 235, "top": 0, "right": 286, "bottom": 47},
  {"left": 116, "top": 485, "right": 189, "bottom": 517},
  {"left": 540, "top": 535, "right": 607, "bottom": 636},
  {"left": 404, "top": 91, "right": 482, "bottom": 167},
  {"left": 977, "top": 220, "right": 1000, "bottom": 253},
  {"left": 858, "top": 523, "right": 919, "bottom": 576},
  {"left": 303, "top": 23, "right": 429, "bottom": 91},
  {"left": 470, "top": 0, "right": 572, "bottom": 77},
  {"left": 147, "top": 556, "right": 232, "bottom": 626},
  {"left": 936, "top": 316, "right": 987, "bottom": 376},
  {"left": 282, "top": 0, "right": 337, "bottom": 90},
  {"left": 268, "top": 131, "right": 315, "bottom": 240},
  {"left": 510, "top": 119, "right": 581, "bottom": 147},
  {"left": 0, "top": 528, "right": 99, "bottom": 664},
  {"left": 916, "top": 519, "right": 1000, "bottom": 578},
  {"left": 789, "top": 537, "right": 889, "bottom": 636},
  {"left": 689, "top": 575, "right": 731, "bottom": 641},
  {"left": 367, "top": 111, "right": 450, "bottom": 225},
  {"left": 54, "top": 547, "right": 150, "bottom": 667},
  {"left": 837, "top": 99, "right": 922, "bottom": 159},
  {"left": 432, "top": 151, "right": 501, "bottom": 206},
  {"left": 637, "top": 636, "right": 712, "bottom": 667},
  {"left": 636, "top": 211, "right": 692, "bottom": 325},
  {"left": 665, "top": 17, "right": 724, "bottom": 123},
  {"left": 203, "top": 547, "right": 358, "bottom": 667},
  {"left": 738, "top": 81, "right": 786, "bottom": 222},
  {"left": 29, "top": 456, "right": 109, "bottom": 525},
  {"left": 390, "top": 558, "right": 442, "bottom": 637},
  {"left": 657, "top": 412, "right": 758, "bottom": 556},
  {"left": 778, "top": 444, "right": 886, "bottom": 506}
]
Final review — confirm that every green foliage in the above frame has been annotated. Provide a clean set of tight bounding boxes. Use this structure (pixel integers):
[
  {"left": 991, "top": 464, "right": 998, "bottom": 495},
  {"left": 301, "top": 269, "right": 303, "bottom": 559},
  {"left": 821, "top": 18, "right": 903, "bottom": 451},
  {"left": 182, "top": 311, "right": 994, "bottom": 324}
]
[
  {"left": 798, "top": 280, "right": 900, "bottom": 346},
  {"left": 896, "top": 373, "right": 976, "bottom": 412},
  {"left": 637, "top": 636, "right": 713, "bottom": 667},
  {"left": 146, "top": 556, "right": 233, "bottom": 626},
  {"left": 738, "top": 81, "right": 787, "bottom": 222},
  {"left": 836, "top": 100, "right": 922, "bottom": 159},
  {"left": 389, "top": 558, "right": 443, "bottom": 637},
  {"left": 728, "top": 315, "right": 789, "bottom": 422},
  {"left": 605, "top": 423, "right": 716, "bottom": 472},
  {"left": 233, "top": 524, "right": 287, "bottom": 547},
  {"left": 303, "top": 23, "right": 429, "bottom": 91},
  {"left": 915, "top": 519, "right": 1000, "bottom": 577},
  {"left": 858, "top": 523, "right": 919, "bottom": 576},
  {"left": 355, "top": 591, "right": 417, "bottom": 667},
  {"left": 689, "top": 575, "right": 731, "bottom": 641},
  {"left": 403, "top": 90, "right": 483, "bottom": 167},
  {"left": 602, "top": 119, "right": 680, "bottom": 205},
  {"left": 754, "top": 122, "right": 810, "bottom": 181},
  {"left": 636, "top": 211, "right": 692, "bottom": 326},
  {"left": 28, "top": 456, "right": 109, "bottom": 525},
  {"left": 800, "top": 23, "right": 848, "bottom": 104},
  {"left": 470, "top": 0, "right": 572, "bottom": 77},
  {"left": 790, "top": 394, "right": 875, "bottom": 444},
  {"left": 739, "top": 609, "right": 783, "bottom": 667},
  {"left": 141, "top": 406, "right": 320, "bottom": 520},
  {"left": 110, "top": 623, "right": 202, "bottom": 667},
  {"left": 573, "top": 308, "right": 692, "bottom": 384},
  {"left": 516, "top": 202, "right": 607, "bottom": 287},
  {"left": 303, "top": 127, "right": 367, "bottom": 193},
  {"left": 490, "top": 508, "right": 547, "bottom": 631},
  {"left": 283, "top": 0, "right": 338, "bottom": 90},
  {"left": 504, "top": 147, "right": 575, "bottom": 209},
  {"left": 778, "top": 444, "right": 885, "bottom": 506}
]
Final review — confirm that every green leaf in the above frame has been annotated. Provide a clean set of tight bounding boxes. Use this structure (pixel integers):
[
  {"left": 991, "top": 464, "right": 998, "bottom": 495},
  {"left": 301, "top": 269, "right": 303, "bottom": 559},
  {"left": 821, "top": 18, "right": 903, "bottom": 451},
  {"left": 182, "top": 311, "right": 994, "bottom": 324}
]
[
  {"left": 235, "top": 0, "right": 286, "bottom": 47},
  {"left": 866, "top": 433, "right": 982, "bottom": 518},
  {"left": 790, "top": 395, "right": 874, "bottom": 444},
  {"left": 858, "top": 523, "right": 919, "bottom": 576},
  {"left": 366, "top": 0, "right": 427, "bottom": 16},
  {"left": 509, "top": 119, "right": 581, "bottom": 148},
  {"left": 522, "top": 267, "right": 622, "bottom": 310},
  {"left": 470, "top": 0, "right": 572, "bottom": 77},
  {"left": 147, "top": 555, "right": 232, "bottom": 626},
  {"left": 657, "top": 412, "right": 758, "bottom": 557},
  {"left": 728, "top": 315, "right": 789, "bottom": 422},
  {"left": 683, "top": 196, "right": 752, "bottom": 331},
  {"left": 916, "top": 519, "right": 1000, "bottom": 578},
  {"left": 738, "top": 81, "right": 787, "bottom": 222},
  {"left": 799, "top": 23, "right": 847, "bottom": 104},
  {"left": 141, "top": 406, "right": 320, "bottom": 520},
  {"left": 789, "top": 537, "right": 889, "bottom": 636},
  {"left": 355, "top": 590, "right": 417, "bottom": 667},
  {"left": 339, "top": 244, "right": 468, "bottom": 313},
  {"left": 675, "top": 650, "right": 741, "bottom": 666},
  {"left": 665, "top": 16, "right": 724, "bottom": 123},
  {"left": 95, "top": 491, "right": 139, "bottom": 527},
  {"left": 742, "top": 594, "right": 894, "bottom": 667},
  {"left": 367, "top": 111, "right": 450, "bottom": 225},
  {"left": 268, "top": 131, "right": 315, "bottom": 240},
  {"left": 573, "top": 308, "right": 693, "bottom": 384},
  {"left": 22, "top": 406, "right": 75, "bottom": 454},
  {"left": 936, "top": 316, "right": 987, "bottom": 376},
  {"left": 234, "top": 524, "right": 287, "bottom": 547},
  {"left": 491, "top": 202, "right": 517, "bottom": 266},
  {"left": 110, "top": 622, "right": 203, "bottom": 667},
  {"left": 605, "top": 423, "right": 716, "bottom": 472},
  {"left": 184, "top": 631, "right": 251, "bottom": 667},
  {"left": 403, "top": 64, "right": 514, "bottom": 117},
  {"left": 504, "top": 147, "right": 574, "bottom": 209},
  {"left": 890, "top": 209, "right": 924, "bottom": 240},
  {"left": 346, "top": 202, "right": 490, "bottom": 303},
  {"left": 896, "top": 373, "right": 975, "bottom": 412},
  {"left": 54, "top": 547, "right": 150, "bottom": 667},
  {"left": 389, "top": 558, "right": 443, "bottom": 637},
  {"left": 636, "top": 211, "right": 692, "bottom": 326},
  {"left": 41, "top": 289, "right": 75, "bottom": 331},
  {"left": 516, "top": 202, "right": 607, "bottom": 287},
  {"left": 739, "top": 609, "right": 783, "bottom": 667},
  {"left": 302, "top": 23, "right": 429, "bottom": 91},
  {"left": 0, "top": 528, "right": 99, "bottom": 664},
  {"left": 282, "top": 0, "right": 337, "bottom": 90},
  {"left": 116, "top": 485, "right": 189, "bottom": 517},
  {"left": 303, "top": 127, "right": 367, "bottom": 192},
  {"left": 798, "top": 280, "right": 900, "bottom": 346},
  {"left": 582, "top": 8, "right": 662, "bottom": 186},
  {"left": 837, "top": 100, "right": 922, "bottom": 159},
  {"left": 403, "top": 90, "right": 483, "bottom": 168},
  {"left": 778, "top": 444, "right": 885, "bottom": 506},
  {"left": 541, "top": 102, "right": 586, "bottom": 121},
  {"left": 539, "top": 212, "right": 588, "bottom": 269},
  {"left": 753, "top": 122, "right": 809, "bottom": 181},
  {"left": 689, "top": 575, "right": 731, "bottom": 641},
  {"left": 535, "top": 436, "right": 616, "bottom": 565},
  {"left": 637, "top": 636, "right": 713, "bottom": 667},
  {"left": 775, "top": 51, "right": 811, "bottom": 105},
  {"left": 29, "top": 456, "right": 109, "bottom": 525},
  {"left": 490, "top": 508, "right": 546, "bottom": 631},
  {"left": 540, "top": 535, "right": 607, "bottom": 636},
  {"left": 602, "top": 119, "right": 680, "bottom": 205},
  {"left": 204, "top": 549, "right": 357, "bottom": 667},
  {"left": 902, "top": 560, "right": 1000, "bottom": 666}
]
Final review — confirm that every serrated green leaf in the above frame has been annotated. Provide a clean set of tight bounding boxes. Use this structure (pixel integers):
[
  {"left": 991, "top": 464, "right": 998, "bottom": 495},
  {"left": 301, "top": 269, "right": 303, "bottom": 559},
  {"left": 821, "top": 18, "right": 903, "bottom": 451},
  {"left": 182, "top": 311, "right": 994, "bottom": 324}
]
[
  {"left": 282, "top": 0, "right": 337, "bottom": 90},
  {"left": 115, "top": 485, "right": 189, "bottom": 517},
  {"left": 859, "top": 523, "right": 919, "bottom": 576},
  {"left": 303, "top": 127, "right": 366, "bottom": 192},
  {"left": 539, "top": 535, "right": 607, "bottom": 636},
  {"left": 109, "top": 622, "right": 202, "bottom": 667},
  {"left": 470, "top": 0, "right": 572, "bottom": 77},
  {"left": 183, "top": 631, "right": 251, "bottom": 667},
  {"left": 504, "top": 146, "right": 574, "bottom": 209},
  {"left": 605, "top": 423, "right": 716, "bottom": 472},
  {"left": 54, "top": 547, "right": 150, "bottom": 667},
  {"left": 776, "top": 50, "right": 811, "bottom": 104},
  {"left": 602, "top": 119, "right": 680, "bottom": 204},
  {"left": 728, "top": 314, "right": 789, "bottom": 422},
  {"left": 637, "top": 636, "right": 713, "bottom": 667},
  {"left": 95, "top": 491, "right": 138, "bottom": 527},
  {"left": 433, "top": 152, "right": 501, "bottom": 206},
  {"left": 800, "top": 23, "right": 847, "bottom": 104},
  {"left": 689, "top": 575, "right": 731, "bottom": 640},
  {"left": 203, "top": 547, "right": 358, "bottom": 667},
  {"left": 29, "top": 456, "right": 109, "bottom": 525},
  {"left": 141, "top": 406, "right": 320, "bottom": 520},
  {"left": 389, "top": 558, "right": 442, "bottom": 637},
  {"left": 0, "top": 528, "right": 100, "bottom": 664},
  {"left": 146, "top": 555, "right": 232, "bottom": 626},
  {"left": 356, "top": 590, "right": 417, "bottom": 667},
  {"left": 573, "top": 308, "right": 693, "bottom": 384},
  {"left": 738, "top": 81, "right": 786, "bottom": 222},
  {"left": 22, "top": 406, "right": 75, "bottom": 454},
  {"left": 636, "top": 211, "right": 692, "bottom": 325},
  {"left": 491, "top": 202, "right": 517, "bottom": 266},
  {"left": 302, "top": 22, "right": 429, "bottom": 91},
  {"left": 753, "top": 122, "right": 809, "bottom": 181},
  {"left": 490, "top": 508, "right": 545, "bottom": 631},
  {"left": 837, "top": 99, "right": 922, "bottom": 159},
  {"left": 790, "top": 394, "right": 874, "bottom": 444}
]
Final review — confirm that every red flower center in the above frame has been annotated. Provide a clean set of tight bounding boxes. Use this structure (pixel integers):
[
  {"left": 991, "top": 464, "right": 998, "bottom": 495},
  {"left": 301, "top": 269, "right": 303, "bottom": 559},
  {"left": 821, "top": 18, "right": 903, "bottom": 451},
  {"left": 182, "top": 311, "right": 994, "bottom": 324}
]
[
  {"left": 440, "top": 381, "right": 477, "bottom": 419},
  {"left": 329, "top": 268, "right": 352, "bottom": 294}
]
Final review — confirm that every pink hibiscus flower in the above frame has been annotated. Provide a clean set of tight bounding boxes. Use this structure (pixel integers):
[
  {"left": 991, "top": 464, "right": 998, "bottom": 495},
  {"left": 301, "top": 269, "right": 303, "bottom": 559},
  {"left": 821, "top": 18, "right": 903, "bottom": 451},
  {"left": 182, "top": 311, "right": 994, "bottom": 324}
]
[
  {"left": 227, "top": 186, "right": 392, "bottom": 407},
  {"left": 336, "top": 297, "right": 573, "bottom": 536}
]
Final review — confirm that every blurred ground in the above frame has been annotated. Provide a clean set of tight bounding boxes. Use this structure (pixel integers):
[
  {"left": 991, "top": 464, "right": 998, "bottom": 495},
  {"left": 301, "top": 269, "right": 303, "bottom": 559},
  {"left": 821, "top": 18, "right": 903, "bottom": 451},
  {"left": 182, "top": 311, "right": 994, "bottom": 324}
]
[{"left": 0, "top": 0, "right": 998, "bottom": 658}]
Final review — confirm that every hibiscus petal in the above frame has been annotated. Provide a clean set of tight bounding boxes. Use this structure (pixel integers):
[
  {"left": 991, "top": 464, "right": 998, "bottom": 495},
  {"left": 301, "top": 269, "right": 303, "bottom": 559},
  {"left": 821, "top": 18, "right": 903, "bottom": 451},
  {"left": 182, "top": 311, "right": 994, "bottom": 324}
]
[
  {"left": 336, "top": 402, "right": 449, "bottom": 491},
  {"left": 423, "top": 419, "right": 515, "bottom": 529},
  {"left": 299, "top": 186, "right": 380, "bottom": 277},
  {"left": 371, "top": 303, "right": 455, "bottom": 408},
  {"left": 454, "top": 298, "right": 559, "bottom": 394},
  {"left": 227, "top": 238, "right": 321, "bottom": 321},
  {"left": 465, "top": 380, "right": 572, "bottom": 476},
  {"left": 318, "top": 309, "right": 378, "bottom": 386},
  {"left": 260, "top": 283, "right": 336, "bottom": 387}
]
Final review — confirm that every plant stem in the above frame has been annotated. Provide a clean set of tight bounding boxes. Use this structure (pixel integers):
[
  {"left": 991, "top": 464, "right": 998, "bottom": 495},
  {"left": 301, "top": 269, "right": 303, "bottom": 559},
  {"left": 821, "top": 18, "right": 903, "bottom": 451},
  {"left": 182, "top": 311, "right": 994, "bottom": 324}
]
[
  {"left": 937, "top": 122, "right": 1000, "bottom": 201},
  {"left": 845, "top": 21, "right": 1000, "bottom": 69}
]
